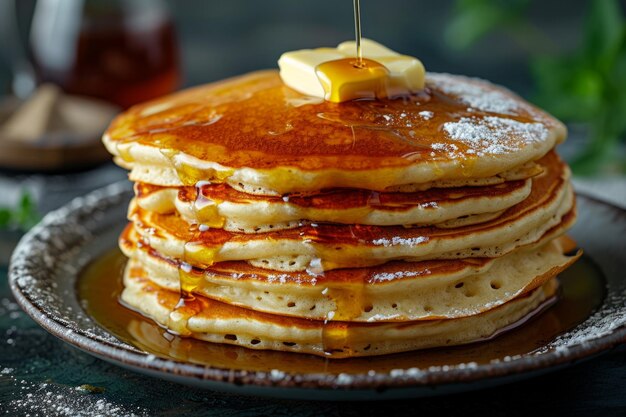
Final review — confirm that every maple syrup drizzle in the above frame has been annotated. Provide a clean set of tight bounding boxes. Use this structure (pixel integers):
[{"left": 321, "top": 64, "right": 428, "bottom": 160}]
[
  {"left": 157, "top": 150, "right": 234, "bottom": 336},
  {"left": 78, "top": 249, "right": 605, "bottom": 367},
  {"left": 169, "top": 227, "right": 219, "bottom": 335},
  {"left": 190, "top": 181, "right": 225, "bottom": 228},
  {"left": 318, "top": 0, "right": 372, "bottom": 356},
  {"left": 353, "top": 0, "right": 363, "bottom": 66},
  {"left": 116, "top": 143, "right": 133, "bottom": 163},
  {"left": 321, "top": 279, "right": 369, "bottom": 356},
  {"left": 167, "top": 260, "right": 202, "bottom": 336},
  {"left": 159, "top": 149, "right": 235, "bottom": 187}
]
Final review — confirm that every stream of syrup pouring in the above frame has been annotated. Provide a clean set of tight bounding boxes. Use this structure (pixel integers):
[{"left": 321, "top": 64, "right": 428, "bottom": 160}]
[
  {"left": 164, "top": 0, "right": 394, "bottom": 356},
  {"left": 354, "top": 0, "right": 363, "bottom": 66},
  {"left": 314, "top": 0, "right": 390, "bottom": 103},
  {"left": 319, "top": 0, "right": 373, "bottom": 356}
]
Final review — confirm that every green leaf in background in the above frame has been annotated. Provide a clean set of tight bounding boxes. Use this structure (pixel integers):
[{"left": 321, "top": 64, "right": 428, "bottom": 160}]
[
  {"left": 447, "top": 0, "right": 626, "bottom": 174},
  {"left": 0, "top": 209, "right": 11, "bottom": 228},
  {"left": 17, "top": 191, "right": 40, "bottom": 230},
  {"left": 445, "top": 0, "right": 531, "bottom": 49},
  {"left": 531, "top": 58, "right": 603, "bottom": 122},
  {"left": 584, "top": 0, "right": 624, "bottom": 73},
  {"left": 0, "top": 190, "right": 40, "bottom": 232}
]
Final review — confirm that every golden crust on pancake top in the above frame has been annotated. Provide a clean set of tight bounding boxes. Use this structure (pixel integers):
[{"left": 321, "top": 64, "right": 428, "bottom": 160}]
[{"left": 103, "top": 71, "right": 566, "bottom": 194}]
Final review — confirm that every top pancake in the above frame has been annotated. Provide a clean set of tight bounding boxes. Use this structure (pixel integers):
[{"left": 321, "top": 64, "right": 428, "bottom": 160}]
[{"left": 103, "top": 71, "right": 566, "bottom": 195}]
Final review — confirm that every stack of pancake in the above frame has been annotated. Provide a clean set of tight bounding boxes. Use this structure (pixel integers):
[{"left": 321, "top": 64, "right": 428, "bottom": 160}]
[{"left": 103, "top": 70, "right": 580, "bottom": 358}]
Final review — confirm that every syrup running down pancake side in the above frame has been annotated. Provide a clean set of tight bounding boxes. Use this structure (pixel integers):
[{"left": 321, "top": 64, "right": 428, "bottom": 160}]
[{"left": 126, "top": 152, "right": 575, "bottom": 273}]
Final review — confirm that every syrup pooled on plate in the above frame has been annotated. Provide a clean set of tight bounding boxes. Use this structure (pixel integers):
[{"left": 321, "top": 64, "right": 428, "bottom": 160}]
[{"left": 77, "top": 248, "right": 605, "bottom": 372}]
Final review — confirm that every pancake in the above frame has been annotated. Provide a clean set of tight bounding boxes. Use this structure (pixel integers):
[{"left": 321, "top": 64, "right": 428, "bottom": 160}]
[
  {"left": 121, "top": 224, "right": 579, "bottom": 321},
  {"left": 134, "top": 176, "right": 534, "bottom": 232},
  {"left": 120, "top": 261, "right": 559, "bottom": 358},
  {"left": 129, "top": 152, "right": 575, "bottom": 271},
  {"left": 383, "top": 160, "right": 542, "bottom": 193},
  {"left": 103, "top": 71, "right": 565, "bottom": 195}
]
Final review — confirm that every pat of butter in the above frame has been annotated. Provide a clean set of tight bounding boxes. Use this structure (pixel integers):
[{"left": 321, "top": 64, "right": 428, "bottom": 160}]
[{"left": 278, "top": 39, "right": 425, "bottom": 102}]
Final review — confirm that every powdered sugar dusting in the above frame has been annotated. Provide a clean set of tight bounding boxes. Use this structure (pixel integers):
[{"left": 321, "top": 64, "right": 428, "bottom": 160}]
[
  {"left": 440, "top": 116, "right": 549, "bottom": 156},
  {"left": 428, "top": 73, "right": 524, "bottom": 115},
  {"left": 3, "top": 376, "right": 148, "bottom": 416},
  {"left": 430, "top": 142, "right": 464, "bottom": 159},
  {"left": 531, "top": 290, "right": 626, "bottom": 356},
  {"left": 372, "top": 236, "right": 429, "bottom": 247},
  {"left": 419, "top": 110, "right": 434, "bottom": 120},
  {"left": 371, "top": 269, "right": 431, "bottom": 283}
]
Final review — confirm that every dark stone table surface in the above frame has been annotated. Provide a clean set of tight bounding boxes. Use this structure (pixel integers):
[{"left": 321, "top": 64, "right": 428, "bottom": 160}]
[{"left": 1, "top": 162, "right": 625, "bottom": 417}]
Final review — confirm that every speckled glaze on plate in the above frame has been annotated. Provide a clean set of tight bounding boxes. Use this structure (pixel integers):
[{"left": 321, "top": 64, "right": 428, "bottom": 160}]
[{"left": 8, "top": 182, "right": 626, "bottom": 400}]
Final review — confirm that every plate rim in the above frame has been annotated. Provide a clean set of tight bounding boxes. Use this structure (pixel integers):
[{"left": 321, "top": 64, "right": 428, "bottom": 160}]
[{"left": 8, "top": 183, "right": 626, "bottom": 392}]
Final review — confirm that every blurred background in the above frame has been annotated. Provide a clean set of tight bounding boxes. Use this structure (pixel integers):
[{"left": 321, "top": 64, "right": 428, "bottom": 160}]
[{"left": 0, "top": 0, "right": 624, "bottom": 244}]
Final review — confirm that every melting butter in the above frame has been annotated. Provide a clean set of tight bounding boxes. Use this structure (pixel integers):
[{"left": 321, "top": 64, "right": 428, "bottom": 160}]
[
  {"left": 316, "top": 58, "right": 389, "bottom": 102},
  {"left": 278, "top": 39, "right": 425, "bottom": 103}
]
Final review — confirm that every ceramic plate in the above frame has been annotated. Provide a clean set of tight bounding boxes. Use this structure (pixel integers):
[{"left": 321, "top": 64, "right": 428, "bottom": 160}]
[{"left": 8, "top": 182, "right": 626, "bottom": 400}]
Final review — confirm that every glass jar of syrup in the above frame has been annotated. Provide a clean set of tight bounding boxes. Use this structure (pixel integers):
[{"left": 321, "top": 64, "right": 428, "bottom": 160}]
[{"left": 29, "top": 0, "right": 180, "bottom": 108}]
